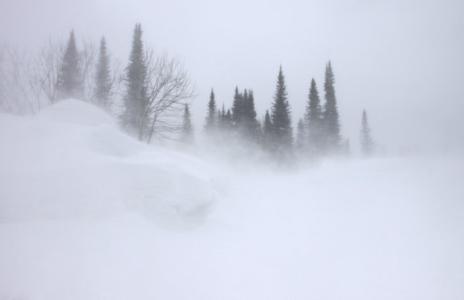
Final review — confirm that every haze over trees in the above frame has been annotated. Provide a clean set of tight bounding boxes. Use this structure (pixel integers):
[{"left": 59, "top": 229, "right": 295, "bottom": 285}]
[
  {"left": 361, "top": 109, "right": 374, "bottom": 156},
  {"left": 205, "top": 89, "right": 217, "bottom": 133},
  {"left": 202, "top": 62, "right": 365, "bottom": 160},
  {"left": 0, "top": 22, "right": 375, "bottom": 160},
  {"left": 120, "top": 24, "right": 147, "bottom": 139},
  {"left": 57, "top": 31, "right": 82, "bottom": 100},
  {"left": 93, "top": 37, "right": 112, "bottom": 109}
]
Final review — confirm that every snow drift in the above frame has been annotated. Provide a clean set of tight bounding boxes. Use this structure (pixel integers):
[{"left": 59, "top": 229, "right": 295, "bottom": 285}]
[
  {"left": 0, "top": 99, "right": 216, "bottom": 224},
  {"left": 0, "top": 99, "right": 463, "bottom": 300}
]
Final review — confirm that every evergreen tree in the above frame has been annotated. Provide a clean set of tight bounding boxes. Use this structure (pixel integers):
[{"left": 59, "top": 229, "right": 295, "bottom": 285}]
[
  {"left": 232, "top": 87, "right": 243, "bottom": 125},
  {"left": 323, "top": 61, "right": 341, "bottom": 151},
  {"left": 305, "top": 78, "right": 323, "bottom": 154},
  {"left": 217, "top": 104, "right": 226, "bottom": 130},
  {"left": 262, "top": 110, "right": 273, "bottom": 149},
  {"left": 57, "top": 30, "right": 82, "bottom": 100},
  {"left": 120, "top": 24, "right": 148, "bottom": 140},
  {"left": 226, "top": 109, "right": 232, "bottom": 126},
  {"left": 270, "top": 66, "right": 292, "bottom": 152},
  {"left": 205, "top": 89, "right": 217, "bottom": 131},
  {"left": 181, "top": 104, "right": 193, "bottom": 144},
  {"left": 296, "top": 118, "right": 306, "bottom": 150},
  {"left": 94, "top": 37, "right": 112, "bottom": 109},
  {"left": 242, "top": 89, "right": 260, "bottom": 140},
  {"left": 361, "top": 109, "right": 374, "bottom": 156}
]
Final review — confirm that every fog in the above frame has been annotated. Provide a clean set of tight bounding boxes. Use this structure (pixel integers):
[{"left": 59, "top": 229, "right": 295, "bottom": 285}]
[
  {"left": 1, "top": 0, "right": 464, "bottom": 153},
  {"left": 1, "top": 1, "right": 464, "bottom": 299}
]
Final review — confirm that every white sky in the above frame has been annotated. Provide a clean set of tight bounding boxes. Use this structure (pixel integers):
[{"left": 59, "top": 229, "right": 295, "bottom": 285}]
[{"left": 1, "top": 0, "right": 463, "bottom": 153}]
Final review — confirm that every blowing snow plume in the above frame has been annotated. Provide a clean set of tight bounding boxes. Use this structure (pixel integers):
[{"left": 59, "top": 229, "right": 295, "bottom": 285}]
[
  {"left": 1, "top": 0, "right": 464, "bottom": 299},
  {"left": 0, "top": 98, "right": 463, "bottom": 300},
  {"left": 0, "top": 99, "right": 216, "bottom": 224}
]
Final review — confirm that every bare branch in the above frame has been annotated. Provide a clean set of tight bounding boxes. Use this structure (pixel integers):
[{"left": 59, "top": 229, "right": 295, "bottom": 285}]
[{"left": 142, "top": 50, "right": 195, "bottom": 143}]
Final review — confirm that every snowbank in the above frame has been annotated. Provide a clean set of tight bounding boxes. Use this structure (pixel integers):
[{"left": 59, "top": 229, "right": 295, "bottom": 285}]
[
  {"left": 0, "top": 99, "right": 463, "bottom": 300},
  {"left": 0, "top": 99, "right": 216, "bottom": 223}
]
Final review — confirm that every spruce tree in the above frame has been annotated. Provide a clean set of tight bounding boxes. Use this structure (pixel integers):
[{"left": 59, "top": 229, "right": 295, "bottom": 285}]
[
  {"left": 94, "top": 37, "right": 112, "bottom": 109},
  {"left": 217, "top": 104, "right": 226, "bottom": 130},
  {"left": 232, "top": 87, "right": 243, "bottom": 125},
  {"left": 323, "top": 61, "right": 341, "bottom": 151},
  {"left": 205, "top": 89, "right": 217, "bottom": 131},
  {"left": 296, "top": 118, "right": 306, "bottom": 150},
  {"left": 242, "top": 89, "right": 259, "bottom": 140},
  {"left": 361, "top": 109, "right": 374, "bottom": 156},
  {"left": 305, "top": 78, "right": 323, "bottom": 154},
  {"left": 181, "top": 104, "right": 193, "bottom": 144},
  {"left": 57, "top": 30, "right": 81, "bottom": 100},
  {"left": 270, "top": 66, "right": 292, "bottom": 152},
  {"left": 120, "top": 24, "right": 148, "bottom": 140},
  {"left": 225, "top": 109, "right": 233, "bottom": 128},
  {"left": 262, "top": 110, "right": 273, "bottom": 149}
]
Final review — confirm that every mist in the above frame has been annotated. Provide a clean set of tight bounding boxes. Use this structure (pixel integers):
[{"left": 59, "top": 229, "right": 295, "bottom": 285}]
[
  {"left": 2, "top": 0, "right": 464, "bottom": 153},
  {"left": 1, "top": 0, "right": 464, "bottom": 299}
]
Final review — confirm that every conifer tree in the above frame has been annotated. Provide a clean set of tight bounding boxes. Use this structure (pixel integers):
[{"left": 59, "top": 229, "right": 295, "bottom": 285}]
[
  {"left": 205, "top": 89, "right": 217, "bottom": 132},
  {"left": 323, "top": 61, "right": 341, "bottom": 151},
  {"left": 232, "top": 87, "right": 243, "bottom": 125},
  {"left": 242, "top": 89, "right": 260, "bottom": 140},
  {"left": 225, "top": 109, "right": 232, "bottom": 126},
  {"left": 181, "top": 104, "right": 193, "bottom": 144},
  {"left": 120, "top": 24, "right": 148, "bottom": 140},
  {"left": 270, "top": 66, "right": 292, "bottom": 152},
  {"left": 94, "top": 37, "right": 112, "bottom": 109},
  {"left": 217, "top": 104, "right": 226, "bottom": 130},
  {"left": 305, "top": 78, "right": 323, "bottom": 154},
  {"left": 262, "top": 110, "right": 273, "bottom": 149},
  {"left": 57, "top": 30, "right": 82, "bottom": 100},
  {"left": 361, "top": 109, "right": 374, "bottom": 156},
  {"left": 296, "top": 118, "right": 306, "bottom": 150},
  {"left": 217, "top": 109, "right": 222, "bottom": 128}
]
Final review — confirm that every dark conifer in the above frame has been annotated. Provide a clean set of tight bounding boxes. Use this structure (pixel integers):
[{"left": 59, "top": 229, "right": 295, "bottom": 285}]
[
  {"left": 305, "top": 79, "right": 323, "bottom": 154},
  {"left": 323, "top": 61, "right": 341, "bottom": 151},
  {"left": 205, "top": 89, "right": 217, "bottom": 131},
  {"left": 94, "top": 37, "right": 112, "bottom": 109},
  {"left": 270, "top": 66, "right": 292, "bottom": 152},
  {"left": 242, "top": 89, "right": 260, "bottom": 140},
  {"left": 296, "top": 118, "right": 306, "bottom": 150},
  {"left": 181, "top": 104, "right": 193, "bottom": 144},
  {"left": 120, "top": 24, "right": 148, "bottom": 140},
  {"left": 262, "top": 110, "right": 273, "bottom": 149},
  {"left": 57, "top": 30, "right": 82, "bottom": 100},
  {"left": 232, "top": 87, "right": 243, "bottom": 125},
  {"left": 225, "top": 109, "right": 232, "bottom": 127}
]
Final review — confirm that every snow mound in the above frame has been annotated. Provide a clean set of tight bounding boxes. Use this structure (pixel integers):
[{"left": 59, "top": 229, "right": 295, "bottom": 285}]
[
  {"left": 37, "top": 98, "right": 114, "bottom": 126},
  {"left": 0, "top": 99, "right": 216, "bottom": 225}
]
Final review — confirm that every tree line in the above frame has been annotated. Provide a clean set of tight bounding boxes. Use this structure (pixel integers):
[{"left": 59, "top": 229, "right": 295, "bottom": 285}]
[
  {"left": 200, "top": 63, "right": 375, "bottom": 158},
  {"left": 0, "top": 22, "right": 375, "bottom": 157},
  {"left": 0, "top": 24, "right": 194, "bottom": 143}
]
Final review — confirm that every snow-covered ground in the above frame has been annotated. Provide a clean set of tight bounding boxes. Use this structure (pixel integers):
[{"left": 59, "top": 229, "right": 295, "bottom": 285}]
[{"left": 0, "top": 100, "right": 463, "bottom": 300}]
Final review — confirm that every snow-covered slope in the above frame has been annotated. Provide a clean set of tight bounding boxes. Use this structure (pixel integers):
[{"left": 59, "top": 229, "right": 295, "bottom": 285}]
[
  {"left": 0, "top": 99, "right": 216, "bottom": 224},
  {"left": 0, "top": 100, "right": 463, "bottom": 300}
]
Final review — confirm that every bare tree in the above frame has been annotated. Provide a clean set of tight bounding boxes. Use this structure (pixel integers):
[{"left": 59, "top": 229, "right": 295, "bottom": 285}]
[
  {"left": 142, "top": 51, "right": 195, "bottom": 143},
  {"left": 29, "top": 38, "right": 98, "bottom": 106},
  {"left": 0, "top": 46, "right": 42, "bottom": 114},
  {"left": 29, "top": 40, "right": 64, "bottom": 104}
]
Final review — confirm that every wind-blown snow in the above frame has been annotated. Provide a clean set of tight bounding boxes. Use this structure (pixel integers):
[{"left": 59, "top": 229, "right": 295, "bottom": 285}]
[
  {"left": 0, "top": 99, "right": 216, "bottom": 223},
  {"left": 0, "top": 100, "right": 463, "bottom": 300}
]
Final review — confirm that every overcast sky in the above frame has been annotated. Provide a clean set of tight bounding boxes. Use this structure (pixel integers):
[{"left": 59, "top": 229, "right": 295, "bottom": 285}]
[{"left": 1, "top": 0, "right": 463, "bottom": 154}]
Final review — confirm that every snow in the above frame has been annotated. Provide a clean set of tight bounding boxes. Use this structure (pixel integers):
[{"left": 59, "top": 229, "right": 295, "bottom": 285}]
[
  {"left": 1, "top": 99, "right": 464, "bottom": 300},
  {"left": 0, "top": 99, "right": 216, "bottom": 223}
]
